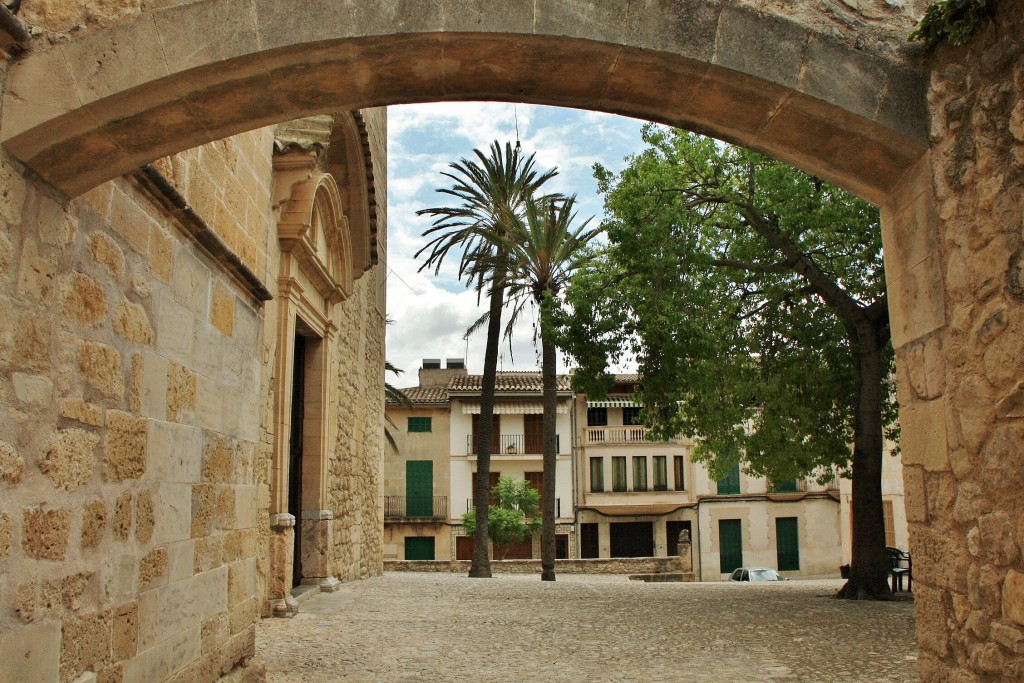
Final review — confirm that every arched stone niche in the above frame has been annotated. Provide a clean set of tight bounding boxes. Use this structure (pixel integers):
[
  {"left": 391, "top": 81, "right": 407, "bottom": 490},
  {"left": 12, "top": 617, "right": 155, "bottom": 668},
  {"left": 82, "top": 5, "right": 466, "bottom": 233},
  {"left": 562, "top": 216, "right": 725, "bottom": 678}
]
[{"left": 267, "top": 144, "right": 356, "bottom": 615}]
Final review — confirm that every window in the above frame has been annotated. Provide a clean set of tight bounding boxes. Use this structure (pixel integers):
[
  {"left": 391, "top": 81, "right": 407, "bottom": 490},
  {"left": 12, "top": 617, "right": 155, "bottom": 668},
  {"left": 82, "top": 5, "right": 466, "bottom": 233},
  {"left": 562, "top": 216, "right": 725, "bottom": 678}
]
[
  {"left": 525, "top": 471, "right": 543, "bottom": 508},
  {"left": 404, "top": 536, "right": 435, "bottom": 560},
  {"left": 612, "top": 456, "right": 627, "bottom": 492},
  {"left": 470, "top": 413, "right": 500, "bottom": 453},
  {"left": 622, "top": 406, "right": 642, "bottom": 426},
  {"left": 771, "top": 479, "right": 798, "bottom": 493},
  {"left": 524, "top": 414, "right": 543, "bottom": 453},
  {"left": 590, "top": 457, "right": 605, "bottom": 492},
  {"left": 406, "top": 461, "right": 433, "bottom": 517},
  {"left": 633, "top": 456, "right": 648, "bottom": 491},
  {"left": 587, "top": 407, "right": 608, "bottom": 426},
  {"left": 717, "top": 463, "right": 741, "bottom": 495},
  {"left": 719, "top": 519, "right": 743, "bottom": 573},
  {"left": 653, "top": 456, "right": 667, "bottom": 491},
  {"left": 407, "top": 416, "right": 432, "bottom": 433},
  {"left": 673, "top": 455, "right": 686, "bottom": 491},
  {"left": 776, "top": 517, "right": 800, "bottom": 571},
  {"left": 883, "top": 500, "right": 896, "bottom": 547}
]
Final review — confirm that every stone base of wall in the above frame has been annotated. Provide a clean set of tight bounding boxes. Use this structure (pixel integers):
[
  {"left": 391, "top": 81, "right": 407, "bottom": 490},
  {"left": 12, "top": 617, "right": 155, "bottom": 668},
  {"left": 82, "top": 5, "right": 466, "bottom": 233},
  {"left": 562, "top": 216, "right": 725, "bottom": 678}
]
[{"left": 385, "top": 556, "right": 690, "bottom": 575}]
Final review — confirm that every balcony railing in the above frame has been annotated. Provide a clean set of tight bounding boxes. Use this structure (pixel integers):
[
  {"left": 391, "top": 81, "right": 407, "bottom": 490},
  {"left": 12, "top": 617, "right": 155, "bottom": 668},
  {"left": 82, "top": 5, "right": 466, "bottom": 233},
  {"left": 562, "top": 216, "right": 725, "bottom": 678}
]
[
  {"left": 384, "top": 495, "right": 448, "bottom": 519},
  {"left": 465, "top": 497, "right": 561, "bottom": 518},
  {"left": 585, "top": 426, "right": 684, "bottom": 445},
  {"left": 467, "top": 433, "right": 559, "bottom": 455}
]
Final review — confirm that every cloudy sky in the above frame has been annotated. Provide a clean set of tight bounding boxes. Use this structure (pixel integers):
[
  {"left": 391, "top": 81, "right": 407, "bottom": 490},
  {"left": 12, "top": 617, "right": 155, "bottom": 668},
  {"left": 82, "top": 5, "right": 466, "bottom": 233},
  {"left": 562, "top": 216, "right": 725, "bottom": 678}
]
[{"left": 384, "top": 103, "right": 649, "bottom": 387}]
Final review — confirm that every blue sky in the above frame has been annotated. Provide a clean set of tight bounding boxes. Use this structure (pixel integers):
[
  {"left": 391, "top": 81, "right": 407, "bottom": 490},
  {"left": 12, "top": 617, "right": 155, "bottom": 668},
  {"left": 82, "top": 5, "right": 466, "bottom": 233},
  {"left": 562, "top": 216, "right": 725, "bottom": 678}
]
[{"left": 385, "top": 103, "right": 649, "bottom": 385}]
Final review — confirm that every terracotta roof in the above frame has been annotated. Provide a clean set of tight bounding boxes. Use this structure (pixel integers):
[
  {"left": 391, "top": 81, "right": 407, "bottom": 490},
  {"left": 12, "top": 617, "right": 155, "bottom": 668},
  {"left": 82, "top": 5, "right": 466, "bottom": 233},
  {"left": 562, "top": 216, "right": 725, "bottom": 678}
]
[
  {"left": 387, "top": 386, "right": 448, "bottom": 405},
  {"left": 614, "top": 374, "right": 640, "bottom": 384},
  {"left": 447, "top": 372, "right": 571, "bottom": 392}
]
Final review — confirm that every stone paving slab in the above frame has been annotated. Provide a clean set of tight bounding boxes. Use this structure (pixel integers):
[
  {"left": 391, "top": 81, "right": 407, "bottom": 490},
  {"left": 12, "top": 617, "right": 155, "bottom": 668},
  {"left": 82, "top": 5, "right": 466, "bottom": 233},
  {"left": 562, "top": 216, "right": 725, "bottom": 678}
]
[{"left": 255, "top": 572, "right": 917, "bottom": 682}]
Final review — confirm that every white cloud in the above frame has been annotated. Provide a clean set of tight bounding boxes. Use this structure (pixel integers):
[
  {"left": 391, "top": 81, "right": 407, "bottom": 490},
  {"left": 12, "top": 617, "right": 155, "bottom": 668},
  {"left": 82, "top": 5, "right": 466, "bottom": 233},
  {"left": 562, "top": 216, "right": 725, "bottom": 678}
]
[{"left": 385, "top": 103, "right": 646, "bottom": 382}]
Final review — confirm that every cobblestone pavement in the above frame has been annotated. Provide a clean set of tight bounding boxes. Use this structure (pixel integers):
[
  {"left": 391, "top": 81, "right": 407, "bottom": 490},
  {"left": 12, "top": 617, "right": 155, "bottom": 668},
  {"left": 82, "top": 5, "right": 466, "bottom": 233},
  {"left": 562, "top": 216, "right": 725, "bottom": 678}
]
[{"left": 255, "top": 572, "right": 917, "bottom": 683}]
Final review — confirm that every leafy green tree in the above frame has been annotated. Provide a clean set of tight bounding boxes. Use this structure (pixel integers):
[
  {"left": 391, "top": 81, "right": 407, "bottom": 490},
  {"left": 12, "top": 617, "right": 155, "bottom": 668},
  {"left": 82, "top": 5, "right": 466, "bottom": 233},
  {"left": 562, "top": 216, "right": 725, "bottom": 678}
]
[
  {"left": 416, "top": 141, "right": 556, "bottom": 578},
  {"left": 487, "top": 195, "right": 600, "bottom": 580},
  {"left": 462, "top": 476, "right": 541, "bottom": 560},
  {"left": 559, "top": 127, "right": 896, "bottom": 598}
]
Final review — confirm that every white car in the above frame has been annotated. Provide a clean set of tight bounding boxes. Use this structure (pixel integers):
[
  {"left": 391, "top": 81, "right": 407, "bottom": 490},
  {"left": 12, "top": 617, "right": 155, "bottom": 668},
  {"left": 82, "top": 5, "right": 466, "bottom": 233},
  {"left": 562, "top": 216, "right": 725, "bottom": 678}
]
[{"left": 729, "top": 567, "right": 788, "bottom": 582}]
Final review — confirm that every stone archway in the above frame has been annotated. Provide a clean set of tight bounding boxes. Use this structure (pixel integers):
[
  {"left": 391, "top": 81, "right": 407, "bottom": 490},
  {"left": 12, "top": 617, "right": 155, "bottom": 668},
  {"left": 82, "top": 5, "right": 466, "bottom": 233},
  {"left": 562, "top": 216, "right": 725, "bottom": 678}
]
[
  {"left": 2, "top": 0, "right": 1022, "bottom": 680},
  {"left": 2, "top": 1, "right": 925, "bottom": 203}
]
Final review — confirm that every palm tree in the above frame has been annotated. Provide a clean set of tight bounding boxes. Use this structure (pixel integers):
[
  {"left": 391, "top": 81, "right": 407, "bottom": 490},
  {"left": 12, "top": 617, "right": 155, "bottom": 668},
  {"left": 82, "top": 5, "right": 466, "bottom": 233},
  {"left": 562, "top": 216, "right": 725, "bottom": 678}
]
[
  {"left": 492, "top": 194, "right": 600, "bottom": 580},
  {"left": 415, "top": 141, "right": 556, "bottom": 578},
  {"left": 384, "top": 360, "right": 412, "bottom": 452}
]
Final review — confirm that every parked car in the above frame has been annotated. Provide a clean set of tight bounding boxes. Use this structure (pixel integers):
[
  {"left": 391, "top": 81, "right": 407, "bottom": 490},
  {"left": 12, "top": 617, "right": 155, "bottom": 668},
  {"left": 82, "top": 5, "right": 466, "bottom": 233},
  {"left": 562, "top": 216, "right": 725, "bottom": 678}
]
[{"left": 729, "top": 567, "right": 788, "bottom": 582}]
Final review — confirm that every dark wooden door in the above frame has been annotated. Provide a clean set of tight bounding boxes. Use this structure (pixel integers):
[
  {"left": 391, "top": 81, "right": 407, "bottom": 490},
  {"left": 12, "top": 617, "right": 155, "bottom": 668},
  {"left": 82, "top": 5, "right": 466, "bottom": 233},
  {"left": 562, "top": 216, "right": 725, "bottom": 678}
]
[
  {"left": 524, "top": 414, "right": 543, "bottom": 454},
  {"left": 610, "top": 521, "right": 654, "bottom": 558},
  {"left": 580, "top": 523, "right": 599, "bottom": 558},
  {"left": 719, "top": 519, "right": 743, "bottom": 573},
  {"left": 471, "top": 414, "right": 501, "bottom": 453},
  {"left": 456, "top": 536, "right": 475, "bottom": 561},
  {"left": 288, "top": 335, "right": 305, "bottom": 587}
]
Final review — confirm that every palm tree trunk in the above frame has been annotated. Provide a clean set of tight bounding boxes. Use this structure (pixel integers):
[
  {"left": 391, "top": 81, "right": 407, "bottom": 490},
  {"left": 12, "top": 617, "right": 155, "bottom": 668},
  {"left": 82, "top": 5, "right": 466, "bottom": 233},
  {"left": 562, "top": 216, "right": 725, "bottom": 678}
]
[
  {"left": 469, "top": 275, "right": 505, "bottom": 578},
  {"left": 836, "top": 323, "right": 891, "bottom": 599},
  {"left": 540, "top": 323, "right": 558, "bottom": 581}
]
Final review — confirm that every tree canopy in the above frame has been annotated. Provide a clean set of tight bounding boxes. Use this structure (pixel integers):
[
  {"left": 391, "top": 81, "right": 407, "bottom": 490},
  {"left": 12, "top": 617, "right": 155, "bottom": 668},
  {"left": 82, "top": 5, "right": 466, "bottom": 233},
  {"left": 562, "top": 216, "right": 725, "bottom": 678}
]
[
  {"left": 559, "top": 126, "right": 897, "bottom": 596},
  {"left": 462, "top": 476, "right": 542, "bottom": 559}
]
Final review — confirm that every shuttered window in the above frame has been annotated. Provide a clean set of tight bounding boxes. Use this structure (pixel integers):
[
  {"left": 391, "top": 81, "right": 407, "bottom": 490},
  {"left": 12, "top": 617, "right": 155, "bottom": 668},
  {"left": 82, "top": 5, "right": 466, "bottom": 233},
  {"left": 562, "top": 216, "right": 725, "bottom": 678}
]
[
  {"left": 653, "top": 456, "right": 667, "bottom": 491},
  {"left": 407, "top": 417, "right": 432, "bottom": 433},
  {"left": 883, "top": 500, "right": 896, "bottom": 547},
  {"left": 612, "top": 457, "right": 627, "bottom": 492},
  {"left": 717, "top": 463, "right": 741, "bottom": 495},
  {"left": 590, "top": 457, "right": 604, "bottom": 492},
  {"left": 719, "top": 519, "right": 743, "bottom": 573},
  {"left": 406, "top": 461, "right": 433, "bottom": 517},
  {"left": 633, "top": 456, "right": 648, "bottom": 491},
  {"left": 776, "top": 517, "right": 800, "bottom": 571},
  {"left": 673, "top": 455, "right": 686, "bottom": 491}
]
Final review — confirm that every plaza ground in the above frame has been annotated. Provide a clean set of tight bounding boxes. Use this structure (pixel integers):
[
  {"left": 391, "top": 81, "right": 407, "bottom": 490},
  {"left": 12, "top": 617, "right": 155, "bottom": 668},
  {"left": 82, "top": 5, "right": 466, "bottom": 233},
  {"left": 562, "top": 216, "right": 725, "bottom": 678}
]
[{"left": 255, "top": 572, "right": 917, "bottom": 682}]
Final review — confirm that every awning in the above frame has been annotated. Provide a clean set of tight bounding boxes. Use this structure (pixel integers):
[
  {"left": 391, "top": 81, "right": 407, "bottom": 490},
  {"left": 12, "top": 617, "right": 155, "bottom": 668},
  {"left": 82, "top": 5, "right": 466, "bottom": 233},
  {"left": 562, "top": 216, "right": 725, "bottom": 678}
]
[
  {"left": 586, "top": 398, "right": 637, "bottom": 408},
  {"left": 581, "top": 503, "right": 695, "bottom": 517},
  {"left": 461, "top": 400, "right": 569, "bottom": 414}
]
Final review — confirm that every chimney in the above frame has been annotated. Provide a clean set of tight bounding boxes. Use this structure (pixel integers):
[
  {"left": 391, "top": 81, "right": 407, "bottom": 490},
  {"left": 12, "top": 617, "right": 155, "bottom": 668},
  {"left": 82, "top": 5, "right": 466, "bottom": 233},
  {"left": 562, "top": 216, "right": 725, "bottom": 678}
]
[{"left": 417, "top": 357, "right": 467, "bottom": 387}]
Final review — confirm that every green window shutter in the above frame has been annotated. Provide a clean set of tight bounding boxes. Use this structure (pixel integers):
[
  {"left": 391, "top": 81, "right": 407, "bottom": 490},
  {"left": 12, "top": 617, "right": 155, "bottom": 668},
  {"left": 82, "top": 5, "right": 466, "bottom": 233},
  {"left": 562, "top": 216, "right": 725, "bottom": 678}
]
[
  {"left": 776, "top": 517, "right": 800, "bottom": 571},
  {"left": 772, "top": 479, "right": 798, "bottom": 493},
  {"left": 653, "top": 456, "right": 667, "bottom": 490},
  {"left": 590, "top": 457, "right": 604, "bottom": 492},
  {"left": 717, "top": 463, "right": 741, "bottom": 495},
  {"left": 632, "top": 456, "right": 647, "bottom": 491},
  {"left": 408, "top": 416, "right": 432, "bottom": 432},
  {"left": 719, "top": 519, "right": 743, "bottom": 573},
  {"left": 612, "top": 457, "right": 627, "bottom": 492},
  {"left": 406, "top": 460, "right": 433, "bottom": 516},
  {"left": 404, "top": 536, "right": 435, "bottom": 560}
]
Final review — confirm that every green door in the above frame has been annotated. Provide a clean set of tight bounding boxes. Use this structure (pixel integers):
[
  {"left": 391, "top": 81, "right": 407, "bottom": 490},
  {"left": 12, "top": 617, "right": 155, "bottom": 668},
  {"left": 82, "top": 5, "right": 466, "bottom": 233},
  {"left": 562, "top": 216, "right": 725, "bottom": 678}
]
[
  {"left": 719, "top": 519, "right": 743, "bottom": 573},
  {"left": 406, "top": 460, "right": 433, "bottom": 517},
  {"left": 776, "top": 517, "right": 800, "bottom": 571},
  {"left": 404, "top": 536, "right": 435, "bottom": 560}
]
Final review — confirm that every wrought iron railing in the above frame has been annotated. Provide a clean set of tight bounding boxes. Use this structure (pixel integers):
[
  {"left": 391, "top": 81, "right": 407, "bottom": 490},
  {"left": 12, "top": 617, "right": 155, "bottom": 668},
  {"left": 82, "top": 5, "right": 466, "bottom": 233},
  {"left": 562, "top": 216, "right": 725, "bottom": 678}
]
[
  {"left": 383, "top": 495, "right": 447, "bottom": 519},
  {"left": 467, "top": 434, "right": 559, "bottom": 455}
]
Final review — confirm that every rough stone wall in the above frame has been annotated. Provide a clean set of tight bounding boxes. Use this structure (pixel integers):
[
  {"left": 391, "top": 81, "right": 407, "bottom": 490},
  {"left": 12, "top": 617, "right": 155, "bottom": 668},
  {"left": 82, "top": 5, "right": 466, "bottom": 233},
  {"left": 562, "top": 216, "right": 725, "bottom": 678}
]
[
  {"left": 0, "top": 123, "right": 268, "bottom": 681},
  {"left": 901, "top": 0, "right": 1024, "bottom": 679},
  {"left": 384, "top": 556, "right": 690, "bottom": 575}
]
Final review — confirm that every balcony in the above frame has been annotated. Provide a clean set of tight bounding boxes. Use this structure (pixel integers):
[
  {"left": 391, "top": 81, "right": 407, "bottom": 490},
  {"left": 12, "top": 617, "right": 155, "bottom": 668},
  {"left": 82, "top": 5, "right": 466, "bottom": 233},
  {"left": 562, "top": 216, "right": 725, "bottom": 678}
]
[
  {"left": 467, "top": 433, "right": 560, "bottom": 455},
  {"left": 384, "top": 495, "right": 448, "bottom": 519},
  {"left": 465, "top": 497, "right": 561, "bottom": 518},
  {"left": 585, "top": 426, "right": 686, "bottom": 445}
]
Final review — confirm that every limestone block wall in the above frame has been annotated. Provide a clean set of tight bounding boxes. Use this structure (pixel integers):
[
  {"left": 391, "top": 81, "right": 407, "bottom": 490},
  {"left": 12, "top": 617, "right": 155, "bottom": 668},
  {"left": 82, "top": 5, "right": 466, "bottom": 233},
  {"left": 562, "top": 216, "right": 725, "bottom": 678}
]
[
  {"left": 0, "top": 108, "right": 387, "bottom": 680},
  {"left": 891, "top": 0, "right": 1024, "bottom": 678},
  {"left": 0, "top": 130, "right": 267, "bottom": 682}
]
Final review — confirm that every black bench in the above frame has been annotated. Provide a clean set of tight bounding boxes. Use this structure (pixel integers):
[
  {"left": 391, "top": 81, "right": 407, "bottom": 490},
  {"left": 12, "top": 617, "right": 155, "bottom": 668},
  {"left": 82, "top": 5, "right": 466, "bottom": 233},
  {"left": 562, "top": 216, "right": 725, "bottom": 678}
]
[{"left": 886, "top": 547, "right": 912, "bottom": 593}]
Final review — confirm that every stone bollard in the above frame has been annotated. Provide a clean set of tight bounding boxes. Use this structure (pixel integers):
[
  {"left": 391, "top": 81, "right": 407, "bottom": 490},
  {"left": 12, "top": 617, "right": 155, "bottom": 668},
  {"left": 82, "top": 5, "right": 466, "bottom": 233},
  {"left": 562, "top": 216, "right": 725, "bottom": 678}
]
[{"left": 677, "top": 529, "right": 692, "bottom": 573}]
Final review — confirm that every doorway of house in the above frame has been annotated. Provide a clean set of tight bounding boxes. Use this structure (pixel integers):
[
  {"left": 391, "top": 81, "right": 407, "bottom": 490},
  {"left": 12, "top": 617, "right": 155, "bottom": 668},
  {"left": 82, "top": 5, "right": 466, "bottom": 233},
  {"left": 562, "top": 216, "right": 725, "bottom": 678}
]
[{"left": 288, "top": 334, "right": 306, "bottom": 587}]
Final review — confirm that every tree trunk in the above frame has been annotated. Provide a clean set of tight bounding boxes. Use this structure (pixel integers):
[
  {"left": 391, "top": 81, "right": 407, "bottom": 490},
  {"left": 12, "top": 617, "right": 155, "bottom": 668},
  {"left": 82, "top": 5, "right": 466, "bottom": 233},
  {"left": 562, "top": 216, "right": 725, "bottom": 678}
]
[
  {"left": 469, "top": 275, "right": 505, "bottom": 578},
  {"left": 540, "top": 324, "right": 558, "bottom": 581},
  {"left": 836, "top": 323, "right": 891, "bottom": 599}
]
